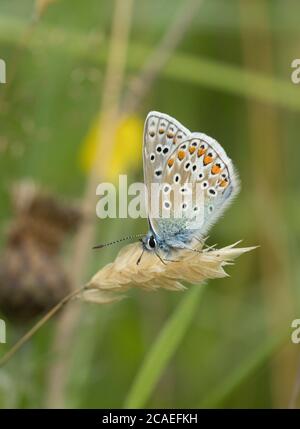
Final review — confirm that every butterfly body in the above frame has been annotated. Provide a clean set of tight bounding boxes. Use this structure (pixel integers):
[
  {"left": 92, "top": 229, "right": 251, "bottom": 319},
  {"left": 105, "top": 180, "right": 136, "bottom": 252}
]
[
  {"left": 142, "top": 218, "right": 195, "bottom": 255},
  {"left": 142, "top": 111, "right": 240, "bottom": 260}
]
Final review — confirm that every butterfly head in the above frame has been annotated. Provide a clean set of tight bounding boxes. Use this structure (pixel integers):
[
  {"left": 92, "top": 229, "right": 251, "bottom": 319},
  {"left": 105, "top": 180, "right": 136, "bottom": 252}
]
[{"left": 139, "top": 230, "right": 174, "bottom": 265}]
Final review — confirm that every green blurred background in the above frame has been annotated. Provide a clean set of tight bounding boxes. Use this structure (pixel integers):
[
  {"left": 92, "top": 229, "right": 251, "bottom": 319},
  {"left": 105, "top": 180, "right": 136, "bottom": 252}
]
[{"left": 0, "top": 0, "right": 300, "bottom": 409}]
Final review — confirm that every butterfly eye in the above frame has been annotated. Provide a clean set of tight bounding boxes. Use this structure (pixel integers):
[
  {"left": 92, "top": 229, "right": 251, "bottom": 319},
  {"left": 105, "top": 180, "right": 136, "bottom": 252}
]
[{"left": 148, "top": 235, "right": 156, "bottom": 249}]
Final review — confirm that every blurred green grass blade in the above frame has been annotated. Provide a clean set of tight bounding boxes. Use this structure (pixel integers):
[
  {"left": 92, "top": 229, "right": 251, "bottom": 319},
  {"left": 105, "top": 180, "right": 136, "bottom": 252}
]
[
  {"left": 199, "top": 334, "right": 284, "bottom": 408},
  {"left": 1, "top": 15, "right": 300, "bottom": 112},
  {"left": 164, "top": 54, "right": 300, "bottom": 112},
  {"left": 124, "top": 284, "right": 205, "bottom": 409}
]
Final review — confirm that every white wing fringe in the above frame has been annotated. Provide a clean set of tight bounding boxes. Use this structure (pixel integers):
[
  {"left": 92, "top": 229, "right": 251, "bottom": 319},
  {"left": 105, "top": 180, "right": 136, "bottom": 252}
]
[{"left": 81, "top": 242, "right": 256, "bottom": 304}]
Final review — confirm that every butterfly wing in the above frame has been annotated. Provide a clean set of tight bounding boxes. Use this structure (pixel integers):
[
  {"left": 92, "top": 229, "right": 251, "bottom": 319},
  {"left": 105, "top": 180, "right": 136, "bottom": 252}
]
[
  {"left": 143, "top": 111, "right": 191, "bottom": 231},
  {"left": 155, "top": 132, "right": 240, "bottom": 244}
]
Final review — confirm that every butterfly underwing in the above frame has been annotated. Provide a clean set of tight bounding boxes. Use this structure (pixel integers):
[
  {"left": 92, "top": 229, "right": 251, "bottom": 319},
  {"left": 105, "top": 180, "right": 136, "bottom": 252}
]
[{"left": 142, "top": 111, "right": 240, "bottom": 256}]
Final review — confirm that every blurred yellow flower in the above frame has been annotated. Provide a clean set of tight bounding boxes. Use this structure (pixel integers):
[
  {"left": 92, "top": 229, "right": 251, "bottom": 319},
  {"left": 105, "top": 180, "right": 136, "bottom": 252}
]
[{"left": 80, "top": 115, "right": 143, "bottom": 182}]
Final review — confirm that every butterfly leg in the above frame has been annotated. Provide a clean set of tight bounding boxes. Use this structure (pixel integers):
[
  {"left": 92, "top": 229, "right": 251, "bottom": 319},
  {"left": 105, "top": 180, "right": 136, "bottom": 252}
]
[
  {"left": 155, "top": 251, "right": 167, "bottom": 265},
  {"left": 136, "top": 240, "right": 145, "bottom": 265},
  {"left": 155, "top": 251, "right": 180, "bottom": 264}
]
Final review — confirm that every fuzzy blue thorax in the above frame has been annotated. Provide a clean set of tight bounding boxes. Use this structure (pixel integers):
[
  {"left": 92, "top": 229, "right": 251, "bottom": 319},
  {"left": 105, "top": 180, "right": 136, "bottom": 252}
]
[{"left": 142, "top": 217, "right": 196, "bottom": 255}]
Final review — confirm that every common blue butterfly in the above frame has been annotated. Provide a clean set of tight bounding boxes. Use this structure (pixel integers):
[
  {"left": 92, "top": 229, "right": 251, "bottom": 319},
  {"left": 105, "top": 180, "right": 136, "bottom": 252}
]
[{"left": 141, "top": 111, "right": 240, "bottom": 261}]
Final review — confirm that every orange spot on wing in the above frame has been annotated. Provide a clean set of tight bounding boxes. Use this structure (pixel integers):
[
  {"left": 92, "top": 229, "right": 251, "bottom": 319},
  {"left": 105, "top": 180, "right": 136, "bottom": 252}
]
[
  {"left": 203, "top": 155, "right": 213, "bottom": 165},
  {"left": 167, "top": 158, "right": 174, "bottom": 167},
  {"left": 211, "top": 164, "right": 221, "bottom": 175},
  {"left": 189, "top": 146, "right": 196, "bottom": 154},
  {"left": 197, "top": 147, "right": 206, "bottom": 157},
  {"left": 159, "top": 128, "right": 164, "bottom": 134},
  {"left": 167, "top": 132, "right": 174, "bottom": 138},
  {"left": 177, "top": 150, "right": 186, "bottom": 161},
  {"left": 219, "top": 178, "right": 228, "bottom": 188}
]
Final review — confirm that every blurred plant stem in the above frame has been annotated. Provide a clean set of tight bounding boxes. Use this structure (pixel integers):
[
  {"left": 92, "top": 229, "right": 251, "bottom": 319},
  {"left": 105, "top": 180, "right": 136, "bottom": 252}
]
[
  {"left": 34, "top": 0, "right": 57, "bottom": 21},
  {"left": 0, "top": 287, "right": 82, "bottom": 368},
  {"left": 120, "top": 0, "right": 203, "bottom": 117},
  {"left": 44, "top": 0, "right": 134, "bottom": 408},
  {"left": 239, "top": 0, "right": 296, "bottom": 408}
]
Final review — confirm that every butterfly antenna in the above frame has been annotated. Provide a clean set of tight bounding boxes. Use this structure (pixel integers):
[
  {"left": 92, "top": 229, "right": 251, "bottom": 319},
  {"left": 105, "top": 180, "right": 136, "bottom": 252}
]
[{"left": 93, "top": 234, "right": 145, "bottom": 249}]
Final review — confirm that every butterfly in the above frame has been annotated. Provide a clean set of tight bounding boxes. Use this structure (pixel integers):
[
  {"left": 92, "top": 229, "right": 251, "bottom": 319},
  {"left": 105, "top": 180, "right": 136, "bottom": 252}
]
[{"left": 140, "top": 111, "right": 240, "bottom": 263}]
